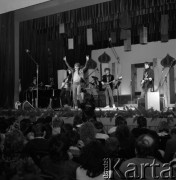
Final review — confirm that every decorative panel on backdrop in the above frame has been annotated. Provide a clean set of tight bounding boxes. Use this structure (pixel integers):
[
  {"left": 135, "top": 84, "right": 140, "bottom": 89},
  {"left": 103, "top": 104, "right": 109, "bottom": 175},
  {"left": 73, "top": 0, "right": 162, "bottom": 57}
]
[{"left": 98, "top": 52, "right": 111, "bottom": 63}]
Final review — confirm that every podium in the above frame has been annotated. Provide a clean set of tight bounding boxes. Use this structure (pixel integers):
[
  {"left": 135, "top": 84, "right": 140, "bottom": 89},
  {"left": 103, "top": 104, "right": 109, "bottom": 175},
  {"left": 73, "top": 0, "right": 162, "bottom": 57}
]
[{"left": 145, "top": 92, "right": 160, "bottom": 111}]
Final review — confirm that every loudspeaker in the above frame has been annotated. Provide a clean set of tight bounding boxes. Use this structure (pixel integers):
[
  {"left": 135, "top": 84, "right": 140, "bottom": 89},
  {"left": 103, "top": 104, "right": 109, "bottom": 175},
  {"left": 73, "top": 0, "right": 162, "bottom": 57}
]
[
  {"left": 145, "top": 92, "right": 160, "bottom": 111},
  {"left": 22, "top": 101, "right": 34, "bottom": 110}
]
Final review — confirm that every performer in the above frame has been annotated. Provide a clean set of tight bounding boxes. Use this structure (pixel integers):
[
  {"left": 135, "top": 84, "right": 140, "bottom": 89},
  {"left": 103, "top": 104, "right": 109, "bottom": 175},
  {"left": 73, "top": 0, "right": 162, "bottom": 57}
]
[
  {"left": 60, "top": 69, "right": 72, "bottom": 107},
  {"left": 141, "top": 62, "right": 154, "bottom": 97},
  {"left": 63, "top": 56, "right": 89, "bottom": 109},
  {"left": 30, "top": 77, "right": 37, "bottom": 88},
  {"left": 101, "top": 68, "right": 116, "bottom": 109},
  {"left": 90, "top": 76, "right": 99, "bottom": 89},
  {"left": 49, "top": 77, "right": 55, "bottom": 88}
]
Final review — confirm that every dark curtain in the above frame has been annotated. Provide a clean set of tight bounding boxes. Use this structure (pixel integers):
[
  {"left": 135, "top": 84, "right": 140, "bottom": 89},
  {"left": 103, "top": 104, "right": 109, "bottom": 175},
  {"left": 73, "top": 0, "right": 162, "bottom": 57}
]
[
  {"left": 19, "top": 21, "right": 65, "bottom": 94},
  {"left": 0, "top": 12, "right": 14, "bottom": 108},
  {"left": 19, "top": 21, "right": 91, "bottom": 101}
]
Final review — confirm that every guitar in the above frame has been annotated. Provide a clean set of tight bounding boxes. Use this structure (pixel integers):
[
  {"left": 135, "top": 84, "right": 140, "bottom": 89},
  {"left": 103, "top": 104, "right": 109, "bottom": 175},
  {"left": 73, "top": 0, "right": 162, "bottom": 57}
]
[
  {"left": 61, "top": 77, "right": 71, "bottom": 89},
  {"left": 141, "top": 72, "right": 149, "bottom": 89},
  {"left": 102, "top": 76, "right": 122, "bottom": 90}
]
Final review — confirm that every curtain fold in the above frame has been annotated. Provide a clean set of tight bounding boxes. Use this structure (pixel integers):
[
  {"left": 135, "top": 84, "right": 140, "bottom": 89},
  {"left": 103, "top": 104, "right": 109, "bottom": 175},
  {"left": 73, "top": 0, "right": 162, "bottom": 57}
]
[{"left": 0, "top": 12, "right": 14, "bottom": 108}]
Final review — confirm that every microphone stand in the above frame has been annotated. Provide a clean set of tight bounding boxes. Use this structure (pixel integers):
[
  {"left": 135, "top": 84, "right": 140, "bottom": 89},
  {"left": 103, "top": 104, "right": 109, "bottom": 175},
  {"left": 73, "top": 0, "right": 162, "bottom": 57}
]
[
  {"left": 109, "top": 39, "right": 120, "bottom": 63},
  {"left": 26, "top": 51, "right": 39, "bottom": 108},
  {"left": 84, "top": 68, "right": 99, "bottom": 82}
]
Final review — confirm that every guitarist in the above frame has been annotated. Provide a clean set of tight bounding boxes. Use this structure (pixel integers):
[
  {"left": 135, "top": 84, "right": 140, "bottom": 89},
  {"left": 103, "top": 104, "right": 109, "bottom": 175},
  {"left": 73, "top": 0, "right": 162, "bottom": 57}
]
[
  {"left": 60, "top": 69, "right": 72, "bottom": 107},
  {"left": 141, "top": 62, "right": 154, "bottom": 97},
  {"left": 101, "top": 68, "right": 116, "bottom": 109}
]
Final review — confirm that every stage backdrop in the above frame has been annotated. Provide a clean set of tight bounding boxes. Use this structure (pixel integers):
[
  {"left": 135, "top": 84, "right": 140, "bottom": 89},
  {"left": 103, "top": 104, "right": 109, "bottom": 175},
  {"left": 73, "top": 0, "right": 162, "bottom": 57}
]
[{"left": 91, "top": 39, "right": 176, "bottom": 106}]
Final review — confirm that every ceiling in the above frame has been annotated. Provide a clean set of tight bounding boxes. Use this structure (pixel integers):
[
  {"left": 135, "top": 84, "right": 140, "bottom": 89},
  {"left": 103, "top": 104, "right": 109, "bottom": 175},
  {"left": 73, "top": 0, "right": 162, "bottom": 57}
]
[
  {"left": 15, "top": 0, "right": 110, "bottom": 22},
  {"left": 0, "top": 0, "right": 51, "bottom": 14}
]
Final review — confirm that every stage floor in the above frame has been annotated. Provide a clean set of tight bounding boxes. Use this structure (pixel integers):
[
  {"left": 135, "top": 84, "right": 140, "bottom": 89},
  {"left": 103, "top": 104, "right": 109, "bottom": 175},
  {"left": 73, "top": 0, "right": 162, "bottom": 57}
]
[{"left": 61, "top": 105, "right": 136, "bottom": 112}]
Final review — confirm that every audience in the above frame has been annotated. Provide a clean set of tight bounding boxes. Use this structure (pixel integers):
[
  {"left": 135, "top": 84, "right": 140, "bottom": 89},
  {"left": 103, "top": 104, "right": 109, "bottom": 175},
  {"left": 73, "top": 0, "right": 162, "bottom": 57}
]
[
  {"left": 41, "top": 134, "right": 78, "bottom": 180},
  {"left": 131, "top": 116, "right": 158, "bottom": 139},
  {"left": 108, "top": 115, "right": 127, "bottom": 136},
  {"left": 164, "top": 127, "right": 176, "bottom": 163},
  {"left": 2, "top": 129, "right": 40, "bottom": 180},
  {"left": 157, "top": 121, "right": 170, "bottom": 151},
  {"left": 93, "top": 121, "right": 109, "bottom": 143},
  {"left": 79, "top": 122, "right": 95, "bottom": 146},
  {"left": 1, "top": 106, "right": 176, "bottom": 180},
  {"left": 120, "top": 134, "right": 167, "bottom": 179},
  {"left": 76, "top": 140, "right": 106, "bottom": 180},
  {"left": 23, "top": 123, "right": 49, "bottom": 166},
  {"left": 115, "top": 124, "right": 135, "bottom": 159}
]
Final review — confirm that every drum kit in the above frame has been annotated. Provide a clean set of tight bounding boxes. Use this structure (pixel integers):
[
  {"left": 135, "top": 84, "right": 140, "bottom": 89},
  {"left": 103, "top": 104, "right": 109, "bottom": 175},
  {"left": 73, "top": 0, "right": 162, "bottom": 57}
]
[{"left": 83, "top": 76, "right": 100, "bottom": 96}]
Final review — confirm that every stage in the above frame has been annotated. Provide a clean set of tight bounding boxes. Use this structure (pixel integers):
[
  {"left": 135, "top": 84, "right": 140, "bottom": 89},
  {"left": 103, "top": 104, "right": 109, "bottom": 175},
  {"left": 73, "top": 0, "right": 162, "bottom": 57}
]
[{"left": 1, "top": 104, "right": 176, "bottom": 131}]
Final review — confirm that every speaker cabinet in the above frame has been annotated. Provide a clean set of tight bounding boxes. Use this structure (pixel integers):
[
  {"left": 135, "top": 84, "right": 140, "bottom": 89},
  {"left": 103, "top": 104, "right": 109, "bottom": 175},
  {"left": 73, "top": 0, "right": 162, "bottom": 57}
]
[{"left": 145, "top": 92, "right": 160, "bottom": 111}]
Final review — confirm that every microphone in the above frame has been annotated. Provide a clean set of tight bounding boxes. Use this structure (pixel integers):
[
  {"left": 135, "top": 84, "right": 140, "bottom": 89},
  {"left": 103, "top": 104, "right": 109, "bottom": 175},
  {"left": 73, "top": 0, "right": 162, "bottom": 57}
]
[{"left": 25, "top": 49, "right": 30, "bottom": 53}]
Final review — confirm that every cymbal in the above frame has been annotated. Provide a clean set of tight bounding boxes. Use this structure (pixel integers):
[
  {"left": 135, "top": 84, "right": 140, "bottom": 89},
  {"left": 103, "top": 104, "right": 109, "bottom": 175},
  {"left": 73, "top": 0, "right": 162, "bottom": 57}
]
[
  {"left": 45, "top": 85, "right": 51, "bottom": 88},
  {"left": 92, "top": 76, "right": 98, "bottom": 79}
]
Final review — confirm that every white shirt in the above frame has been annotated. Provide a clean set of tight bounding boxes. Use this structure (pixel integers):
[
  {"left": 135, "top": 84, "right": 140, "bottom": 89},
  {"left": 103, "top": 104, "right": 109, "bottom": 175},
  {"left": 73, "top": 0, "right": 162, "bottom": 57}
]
[{"left": 73, "top": 71, "right": 81, "bottom": 83}]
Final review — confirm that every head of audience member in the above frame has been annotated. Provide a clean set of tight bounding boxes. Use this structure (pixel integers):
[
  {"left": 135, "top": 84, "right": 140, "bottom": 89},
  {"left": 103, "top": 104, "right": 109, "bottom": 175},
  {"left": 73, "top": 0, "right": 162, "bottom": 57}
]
[
  {"left": 79, "top": 140, "right": 106, "bottom": 178},
  {"left": 3, "top": 129, "right": 24, "bottom": 159},
  {"left": 73, "top": 114, "right": 83, "bottom": 129},
  {"left": 20, "top": 119, "right": 34, "bottom": 141},
  {"left": 81, "top": 95, "right": 96, "bottom": 122},
  {"left": 68, "top": 130, "right": 80, "bottom": 147},
  {"left": 52, "top": 116, "right": 64, "bottom": 136},
  {"left": 104, "top": 68, "right": 110, "bottom": 75},
  {"left": 32, "top": 123, "right": 46, "bottom": 138},
  {"left": 170, "top": 128, "right": 176, "bottom": 138},
  {"left": 74, "top": 63, "right": 80, "bottom": 71},
  {"left": 20, "top": 119, "right": 31, "bottom": 135},
  {"left": 137, "top": 116, "right": 147, "bottom": 128},
  {"left": 62, "top": 123, "right": 73, "bottom": 132},
  {"left": 158, "top": 121, "right": 170, "bottom": 133},
  {"left": 79, "top": 122, "right": 95, "bottom": 146},
  {"left": 93, "top": 121, "right": 105, "bottom": 134},
  {"left": 135, "top": 134, "right": 157, "bottom": 158},
  {"left": 115, "top": 115, "right": 127, "bottom": 127},
  {"left": 115, "top": 124, "right": 130, "bottom": 143},
  {"left": 105, "top": 137, "right": 119, "bottom": 159},
  {"left": 49, "top": 134, "right": 70, "bottom": 162}
]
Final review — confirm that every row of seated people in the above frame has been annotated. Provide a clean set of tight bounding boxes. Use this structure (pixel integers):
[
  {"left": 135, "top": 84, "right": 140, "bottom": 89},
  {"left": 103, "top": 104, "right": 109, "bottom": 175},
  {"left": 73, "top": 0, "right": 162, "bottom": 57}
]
[{"left": 0, "top": 105, "right": 176, "bottom": 179}]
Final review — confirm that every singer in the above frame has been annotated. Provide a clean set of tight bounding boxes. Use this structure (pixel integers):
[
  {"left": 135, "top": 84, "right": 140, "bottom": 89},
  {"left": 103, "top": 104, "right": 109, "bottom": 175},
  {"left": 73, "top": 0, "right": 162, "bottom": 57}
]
[{"left": 63, "top": 56, "right": 89, "bottom": 109}]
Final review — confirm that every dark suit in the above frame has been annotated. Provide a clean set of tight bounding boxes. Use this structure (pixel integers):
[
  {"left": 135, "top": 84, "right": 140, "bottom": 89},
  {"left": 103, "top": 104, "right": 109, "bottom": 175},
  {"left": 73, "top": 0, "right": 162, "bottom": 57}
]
[
  {"left": 102, "top": 74, "right": 115, "bottom": 106},
  {"left": 142, "top": 68, "right": 154, "bottom": 91}
]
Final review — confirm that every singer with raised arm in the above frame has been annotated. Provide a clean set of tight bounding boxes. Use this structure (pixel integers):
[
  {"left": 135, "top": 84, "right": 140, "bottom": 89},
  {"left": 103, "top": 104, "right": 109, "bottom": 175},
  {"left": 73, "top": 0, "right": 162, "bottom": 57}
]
[
  {"left": 63, "top": 56, "right": 89, "bottom": 109},
  {"left": 101, "top": 68, "right": 116, "bottom": 109},
  {"left": 141, "top": 62, "right": 154, "bottom": 97}
]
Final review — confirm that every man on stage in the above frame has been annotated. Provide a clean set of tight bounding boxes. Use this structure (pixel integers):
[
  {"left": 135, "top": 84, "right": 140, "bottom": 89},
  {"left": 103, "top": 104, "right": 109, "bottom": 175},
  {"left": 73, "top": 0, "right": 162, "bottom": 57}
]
[
  {"left": 141, "top": 62, "right": 154, "bottom": 97},
  {"left": 60, "top": 69, "right": 72, "bottom": 107},
  {"left": 63, "top": 56, "right": 89, "bottom": 109},
  {"left": 101, "top": 68, "right": 116, "bottom": 109}
]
